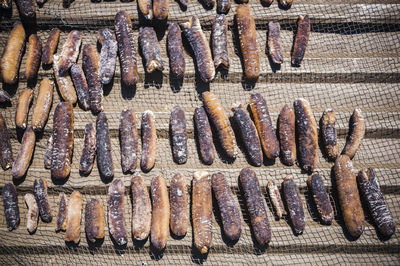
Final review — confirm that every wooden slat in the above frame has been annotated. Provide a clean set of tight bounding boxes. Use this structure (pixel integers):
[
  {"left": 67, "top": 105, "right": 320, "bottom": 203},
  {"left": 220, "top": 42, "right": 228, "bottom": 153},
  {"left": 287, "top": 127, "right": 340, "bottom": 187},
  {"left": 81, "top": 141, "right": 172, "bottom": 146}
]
[
  {"left": 2, "top": 135, "right": 400, "bottom": 178},
  {"left": 2, "top": 106, "right": 400, "bottom": 135},
  {"left": 1, "top": 83, "right": 399, "bottom": 131},
  {"left": 1, "top": 1, "right": 400, "bottom": 29},
  {"left": 2, "top": 167, "right": 400, "bottom": 192},
  {"left": 1, "top": 29, "right": 399, "bottom": 62},
  {"left": 0, "top": 253, "right": 399, "bottom": 266},
  {"left": 1, "top": 29, "right": 399, "bottom": 82},
  {"left": 0, "top": 224, "right": 398, "bottom": 251}
]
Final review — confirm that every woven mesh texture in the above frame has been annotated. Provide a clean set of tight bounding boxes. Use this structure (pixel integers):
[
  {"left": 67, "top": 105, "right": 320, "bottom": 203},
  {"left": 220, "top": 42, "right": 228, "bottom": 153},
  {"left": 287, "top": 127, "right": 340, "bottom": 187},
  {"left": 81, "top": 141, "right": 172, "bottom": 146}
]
[{"left": 0, "top": 0, "right": 399, "bottom": 264}]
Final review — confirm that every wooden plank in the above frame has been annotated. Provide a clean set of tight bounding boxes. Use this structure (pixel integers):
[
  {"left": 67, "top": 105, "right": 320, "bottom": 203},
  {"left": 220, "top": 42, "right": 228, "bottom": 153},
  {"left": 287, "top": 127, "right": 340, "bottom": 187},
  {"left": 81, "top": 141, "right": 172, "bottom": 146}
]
[
  {"left": 1, "top": 110, "right": 399, "bottom": 141},
  {"left": 0, "top": 226, "right": 398, "bottom": 256},
  {"left": 2, "top": 166, "right": 400, "bottom": 192},
  {"left": 1, "top": 29, "right": 399, "bottom": 61},
  {"left": 2, "top": 135, "right": 400, "bottom": 178},
  {"left": 0, "top": 30, "right": 398, "bottom": 94},
  {"left": 1, "top": 253, "right": 399, "bottom": 266},
  {"left": 2, "top": 81, "right": 400, "bottom": 131},
  {"left": 1, "top": 29, "right": 399, "bottom": 82},
  {"left": 2, "top": 1, "right": 400, "bottom": 29}
]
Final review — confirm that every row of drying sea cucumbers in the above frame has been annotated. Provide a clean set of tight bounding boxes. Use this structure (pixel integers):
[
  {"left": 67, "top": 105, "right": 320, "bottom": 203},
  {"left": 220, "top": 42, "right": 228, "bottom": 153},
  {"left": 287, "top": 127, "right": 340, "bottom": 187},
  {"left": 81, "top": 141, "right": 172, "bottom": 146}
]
[
  {"left": 0, "top": 7, "right": 310, "bottom": 103},
  {"left": 1, "top": 91, "right": 364, "bottom": 181},
  {"left": 2, "top": 166, "right": 395, "bottom": 255}
]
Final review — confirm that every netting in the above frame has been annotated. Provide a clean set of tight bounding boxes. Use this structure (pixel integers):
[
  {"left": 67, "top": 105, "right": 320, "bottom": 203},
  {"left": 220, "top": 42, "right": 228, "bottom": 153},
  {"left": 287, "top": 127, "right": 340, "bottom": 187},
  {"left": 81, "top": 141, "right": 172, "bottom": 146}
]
[{"left": 0, "top": 0, "right": 399, "bottom": 264}]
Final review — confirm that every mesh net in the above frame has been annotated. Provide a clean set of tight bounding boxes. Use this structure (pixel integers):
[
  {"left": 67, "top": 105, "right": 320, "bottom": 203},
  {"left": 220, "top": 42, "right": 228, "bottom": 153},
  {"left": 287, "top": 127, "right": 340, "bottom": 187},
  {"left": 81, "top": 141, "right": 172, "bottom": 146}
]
[{"left": 0, "top": 0, "right": 399, "bottom": 264}]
